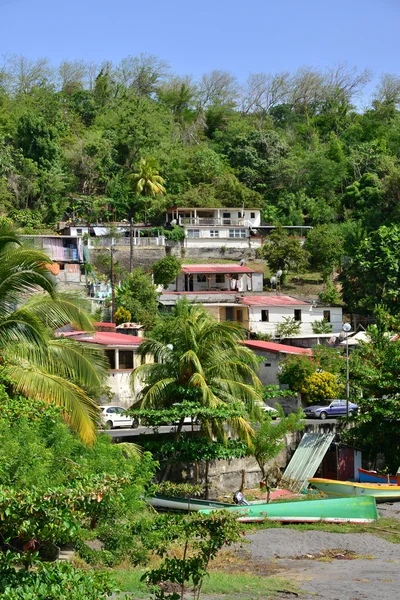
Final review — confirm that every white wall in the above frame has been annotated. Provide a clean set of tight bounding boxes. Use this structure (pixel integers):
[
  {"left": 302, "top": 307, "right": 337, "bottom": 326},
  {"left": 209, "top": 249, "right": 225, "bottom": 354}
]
[
  {"left": 184, "top": 237, "right": 263, "bottom": 249},
  {"left": 247, "top": 305, "right": 343, "bottom": 336}
]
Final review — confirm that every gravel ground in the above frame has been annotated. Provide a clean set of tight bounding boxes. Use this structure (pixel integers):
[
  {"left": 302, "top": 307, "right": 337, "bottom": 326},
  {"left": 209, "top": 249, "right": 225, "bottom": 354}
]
[{"left": 241, "top": 503, "right": 400, "bottom": 600}]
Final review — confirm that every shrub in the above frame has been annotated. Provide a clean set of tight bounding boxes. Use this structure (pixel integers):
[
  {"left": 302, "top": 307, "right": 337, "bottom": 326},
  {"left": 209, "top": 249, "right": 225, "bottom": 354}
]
[
  {"left": 299, "top": 371, "right": 343, "bottom": 405},
  {"left": 312, "top": 319, "right": 333, "bottom": 334},
  {"left": 152, "top": 256, "right": 181, "bottom": 287}
]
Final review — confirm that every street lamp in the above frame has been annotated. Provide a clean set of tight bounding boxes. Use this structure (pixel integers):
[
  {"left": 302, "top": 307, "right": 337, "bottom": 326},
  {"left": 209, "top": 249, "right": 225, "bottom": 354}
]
[{"left": 342, "top": 322, "right": 352, "bottom": 416}]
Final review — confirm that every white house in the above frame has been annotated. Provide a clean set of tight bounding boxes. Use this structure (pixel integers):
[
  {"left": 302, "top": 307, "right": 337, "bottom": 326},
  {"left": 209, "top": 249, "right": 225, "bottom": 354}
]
[
  {"left": 166, "top": 264, "right": 264, "bottom": 293},
  {"left": 166, "top": 207, "right": 263, "bottom": 249},
  {"left": 243, "top": 340, "right": 312, "bottom": 386},
  {"left": 239, "top": 295, "right": 343, "bottom": 337},
  {"left": 59, "top": 330, "right": 145, "bottom": 407}
]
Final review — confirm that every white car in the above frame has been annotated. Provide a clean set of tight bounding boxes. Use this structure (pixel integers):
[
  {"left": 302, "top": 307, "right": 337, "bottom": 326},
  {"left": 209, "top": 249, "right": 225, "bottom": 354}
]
[
  {"left": 254, "top": 402, "right": 279, "bottom": 419},
  {"left": 99, "top": 405, "right": 139, "bottom": 429}
]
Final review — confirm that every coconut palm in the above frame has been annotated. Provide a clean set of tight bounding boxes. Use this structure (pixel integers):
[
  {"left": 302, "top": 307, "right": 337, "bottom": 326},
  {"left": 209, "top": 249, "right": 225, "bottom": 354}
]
[
  {"left": 0, "top": 225, "right": 107, "bottom": 444},
  {"left": 131, "top": 301, "right": 263, "bottom": 446},
  {"left": 129, "top": 157, "right": 166, "bottom": 270},
  {"left": 132, "top": 157, "right": 166, "bottom": 198}
]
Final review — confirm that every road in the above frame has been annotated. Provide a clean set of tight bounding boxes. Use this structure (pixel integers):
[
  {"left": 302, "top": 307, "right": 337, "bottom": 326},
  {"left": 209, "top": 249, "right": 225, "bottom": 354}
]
[{"left": 104, "top": 418, "right": 337, "bottom": 439}]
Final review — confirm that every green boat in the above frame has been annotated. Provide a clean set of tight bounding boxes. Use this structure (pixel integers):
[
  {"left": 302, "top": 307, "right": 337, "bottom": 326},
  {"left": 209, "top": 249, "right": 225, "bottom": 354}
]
[{"left": 199, "top": 495, "right": 378, "bottom": 523}]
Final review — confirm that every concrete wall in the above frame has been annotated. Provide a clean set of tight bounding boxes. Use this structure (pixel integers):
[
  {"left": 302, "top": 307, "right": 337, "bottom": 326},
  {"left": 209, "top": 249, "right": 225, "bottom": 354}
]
[{"left": 166, "top": 421, "right": 349, "bottom": 496}]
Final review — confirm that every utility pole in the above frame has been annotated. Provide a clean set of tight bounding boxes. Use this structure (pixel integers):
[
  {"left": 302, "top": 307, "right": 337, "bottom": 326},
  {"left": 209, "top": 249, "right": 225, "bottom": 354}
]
[{"left": 110, "top": 245, "right": 116, "bottom": 323}]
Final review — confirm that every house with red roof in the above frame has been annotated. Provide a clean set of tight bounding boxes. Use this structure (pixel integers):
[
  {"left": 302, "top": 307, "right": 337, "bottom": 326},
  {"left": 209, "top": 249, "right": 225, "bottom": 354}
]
[
  {"left": 238, "top": 295, "right": 343, "bottom": 337},
  {"left": 166, "top": 263, "right": 264, "bottom": 293},
  {"left": 59, "top": 330, "right": 145, "bottom": 408},
  {"left": 243, "top": 340, "right": 311, "bottom": 404}
]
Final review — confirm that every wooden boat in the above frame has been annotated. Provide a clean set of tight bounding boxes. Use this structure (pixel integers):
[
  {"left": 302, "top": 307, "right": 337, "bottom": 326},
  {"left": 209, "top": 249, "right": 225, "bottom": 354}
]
[
  {"left": 199, "top": 495, "right": 378, "bottom": 523},
  {"left": 146, "top": 494, "right": 233, "bottom": 512},
  {"left": 309, "top": 478, "right": 400, "bottom": 502},
  {"left": 358, "top": 468, "right": 397, "bottom": 485}
]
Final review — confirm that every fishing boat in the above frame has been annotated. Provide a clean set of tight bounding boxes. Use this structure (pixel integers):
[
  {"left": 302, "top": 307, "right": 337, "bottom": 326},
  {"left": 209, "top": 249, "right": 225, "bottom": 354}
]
[
  {"left": 199, "top": 495, "right": 378, "bottom": 523},
  {"left": 146, "top": 495, "right": 234, "bottom": 512},
  {"left": 309, "top": 478, "right": 400, "bottom": 502},
  {"left": 358, "top": 468, "right": 397, "bottom": 485}
]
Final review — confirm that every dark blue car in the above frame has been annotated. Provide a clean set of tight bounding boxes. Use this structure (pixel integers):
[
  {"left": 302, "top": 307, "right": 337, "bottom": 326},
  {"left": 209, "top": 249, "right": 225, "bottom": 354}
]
[{"left": 303, "top": 399, "right": 358, "bottom": 420}]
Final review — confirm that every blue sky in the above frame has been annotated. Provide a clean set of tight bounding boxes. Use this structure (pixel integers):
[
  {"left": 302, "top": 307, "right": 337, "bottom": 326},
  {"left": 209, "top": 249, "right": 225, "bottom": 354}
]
[{"left": 1, "top": 0, "right": 399, "bottom": 98}]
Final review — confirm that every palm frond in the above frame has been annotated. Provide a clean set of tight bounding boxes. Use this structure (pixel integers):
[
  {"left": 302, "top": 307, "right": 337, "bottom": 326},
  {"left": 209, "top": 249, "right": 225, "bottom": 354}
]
[
  {"left": 4, "top": 364, "right": 99, "bottom": 445},
  {"left": 25, "top": 294, "right": 95, "bottom": 331}
]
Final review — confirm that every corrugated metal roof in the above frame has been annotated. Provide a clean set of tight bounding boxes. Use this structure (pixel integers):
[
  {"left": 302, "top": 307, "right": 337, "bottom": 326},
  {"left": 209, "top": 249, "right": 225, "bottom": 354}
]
[
  {"left": 243, "top": 340, "right": 312, "bottom": 355},
  {"left": 281, "top": 432, "right": 335, "bottom": 492},
  {"left": 181, "top": 264, "right": 259, "bottom": 274},
  {"left": 240, "top": 295, "right": 308, "bottom": 306}
]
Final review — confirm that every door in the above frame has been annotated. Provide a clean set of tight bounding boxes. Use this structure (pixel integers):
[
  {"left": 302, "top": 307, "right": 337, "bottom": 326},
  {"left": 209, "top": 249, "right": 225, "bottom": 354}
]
[{"left": 114, "top": 407, "right": 131, "bottom": 427}]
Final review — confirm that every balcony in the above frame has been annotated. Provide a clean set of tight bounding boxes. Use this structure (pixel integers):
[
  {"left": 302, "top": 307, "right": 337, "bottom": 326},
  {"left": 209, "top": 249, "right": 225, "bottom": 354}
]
[{"left": 180, "top": 217, "right": 246, "bottom": 227}]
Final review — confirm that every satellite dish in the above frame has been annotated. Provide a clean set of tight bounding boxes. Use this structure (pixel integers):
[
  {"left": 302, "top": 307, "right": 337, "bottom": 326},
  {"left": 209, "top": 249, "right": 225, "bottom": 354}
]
[
  {"left": 170, "top": 219, "right": 177, "bottom": 226},
  {"left": 276, "top": 270, "right": 283, "bottom": 278},
  {"left": 270, "top": 276, "right": 277, "bottom": 284}
]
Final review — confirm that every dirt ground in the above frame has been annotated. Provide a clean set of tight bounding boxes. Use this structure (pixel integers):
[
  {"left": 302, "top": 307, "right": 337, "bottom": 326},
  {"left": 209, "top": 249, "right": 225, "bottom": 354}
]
[{"left": 241, "top": 502, "right": 400, "bottom": 600}]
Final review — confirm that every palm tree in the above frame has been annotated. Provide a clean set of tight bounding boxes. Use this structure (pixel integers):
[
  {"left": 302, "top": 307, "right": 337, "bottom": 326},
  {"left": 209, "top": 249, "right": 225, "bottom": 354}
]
[
  {"left": 129, "top": 157, "right": 166, "bottom": 270},
  {"left": 0, "top": 225, "right": 107, "bottom": 444},
  {"left": 131, "top": 301, "right": 263, "bottom": 447}
]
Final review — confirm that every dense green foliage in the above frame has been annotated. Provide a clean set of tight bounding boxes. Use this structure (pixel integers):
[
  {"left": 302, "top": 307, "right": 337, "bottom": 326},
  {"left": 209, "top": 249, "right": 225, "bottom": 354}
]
[
  {"left": 0, "top": 389, "right": 156, "bottom": 596},
  {"left": 116, "top": 267, "right": 159, "bottom": 328},
  {"left": 0, "top": 58, "right": 398, "bottom": 234}
]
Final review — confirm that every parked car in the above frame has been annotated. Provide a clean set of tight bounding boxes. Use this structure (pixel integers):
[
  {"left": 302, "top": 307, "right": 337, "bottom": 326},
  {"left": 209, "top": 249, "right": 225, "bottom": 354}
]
[
  {"left": 254, "top": 401, "right": 279, "bottom": 419},
  {"left": 99, "top": 405, "right": 139, "bottom": 429},
  {"left": 303, "top": 399, "right": 358, "bottom": 420}
]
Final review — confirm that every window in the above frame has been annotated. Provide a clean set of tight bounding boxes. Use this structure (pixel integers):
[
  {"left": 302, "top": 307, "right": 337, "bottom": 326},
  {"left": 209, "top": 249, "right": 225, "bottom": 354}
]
[
  {"left": 235, "top": 309, "right": 243, "bottom": 322},
  {"left": 294, "top": 309, "right": 302, "bottom": 322},
  {"left": 105, "top": 350, "right": 115, "bottom": 369},
  {"left": 187, "top": 229, "right": 200, "bottom": 238},
  {"left": 223, "top": 212, "right": 230, "bottom": 219},
  {"left": 228, "top": 229, "right": 247, "bottom": 238},
  {"left": 215, "top": 274, "right": 225, "bottom": 283},
  {"left": 264, "top": 362, "right": 272, "bottom": 367},
  {"left": 225, "top": 307, "right": 234, "bottom": 321},
  {"left": 197, "top": 274, "right": 206, "bottom": 282},
  {"left": 250, "top": 212, "right": 255, "bottom": 219},
  {"left": 261, "top": 310, "right": 269, "bottom": 322},
  {"left": 76, "top": 228, "right": 83, "bottom": 236},
  {"left": 210, "top": 230, "right": 219, "bottom": 238},
  {"left": 119, "top": 350, "right": 134, "bottom": 370},
  {"left": 323, "top": 310, "right": 331, "bottom": 322}
]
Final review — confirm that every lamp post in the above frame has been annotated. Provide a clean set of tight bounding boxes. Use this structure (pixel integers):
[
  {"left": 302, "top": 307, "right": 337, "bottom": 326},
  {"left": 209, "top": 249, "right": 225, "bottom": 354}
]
[{"left": 342, "top": 322, "right": 352, "bottom": 416}]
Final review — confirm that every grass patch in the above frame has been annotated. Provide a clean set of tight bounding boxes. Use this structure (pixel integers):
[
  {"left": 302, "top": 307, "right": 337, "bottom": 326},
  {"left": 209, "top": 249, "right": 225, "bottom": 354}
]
[
  {"left": 112, "top": 567, "right": 150, "bottom": 597},
  {"left": 201, "top": 571, "right": 299, "bottom": 598},
  {"left": 111, "top": 566, "right": 299, "bottom": 599}
]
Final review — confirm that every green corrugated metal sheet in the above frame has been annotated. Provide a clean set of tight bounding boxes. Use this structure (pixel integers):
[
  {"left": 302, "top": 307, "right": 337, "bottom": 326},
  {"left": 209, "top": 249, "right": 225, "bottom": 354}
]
[{"left": 282, "top": 432, "right": 335, "bottom": 492}]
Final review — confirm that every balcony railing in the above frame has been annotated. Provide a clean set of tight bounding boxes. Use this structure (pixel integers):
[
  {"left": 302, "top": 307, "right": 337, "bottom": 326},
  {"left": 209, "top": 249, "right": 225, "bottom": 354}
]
[{"left": 180, "top": 217, "right": 246, "bottom": 226}]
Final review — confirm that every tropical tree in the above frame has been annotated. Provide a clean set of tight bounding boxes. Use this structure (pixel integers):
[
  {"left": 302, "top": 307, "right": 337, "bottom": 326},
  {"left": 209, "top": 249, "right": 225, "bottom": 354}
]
[
  {"left": 0, "top": 224, "right": 107, "bottom": 443},
  {"left": 131, "top": 301, "right": 263, "bottom": 448},
  {"left": 130, "top": 156, "right": 166, "bottom": 270}
]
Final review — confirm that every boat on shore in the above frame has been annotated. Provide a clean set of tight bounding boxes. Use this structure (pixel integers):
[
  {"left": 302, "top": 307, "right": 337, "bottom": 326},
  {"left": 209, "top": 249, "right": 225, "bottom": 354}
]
[
  {"left": 309, "top": 478, "right": 400, "bottom": 502},
  {"left": 199, "top": 495, "right": 378, "bottom": 523},
  {"left": 358, "top": 468, "right": 397, "bottom": 485},
  {"left": 146, "top": 494, "right": 234, "bottom": 512}
]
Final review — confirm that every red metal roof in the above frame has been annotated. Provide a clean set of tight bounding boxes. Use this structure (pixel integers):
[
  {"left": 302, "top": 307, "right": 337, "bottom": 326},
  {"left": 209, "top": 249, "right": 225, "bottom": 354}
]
[
  {"left": 243, "top": 340, "right": 312, "bottom": 355},
  {"left": 94, "top": 322, "right": 116, "bottom": 328},
  {"left": 181, "top": 264, "right": 261, "bottom": 274},
  {"left": 239, "top": 295, "right": 308, "bottom": 306},
  {"left": 61, "top": 331, "right": 144, "bottom": 346}
]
